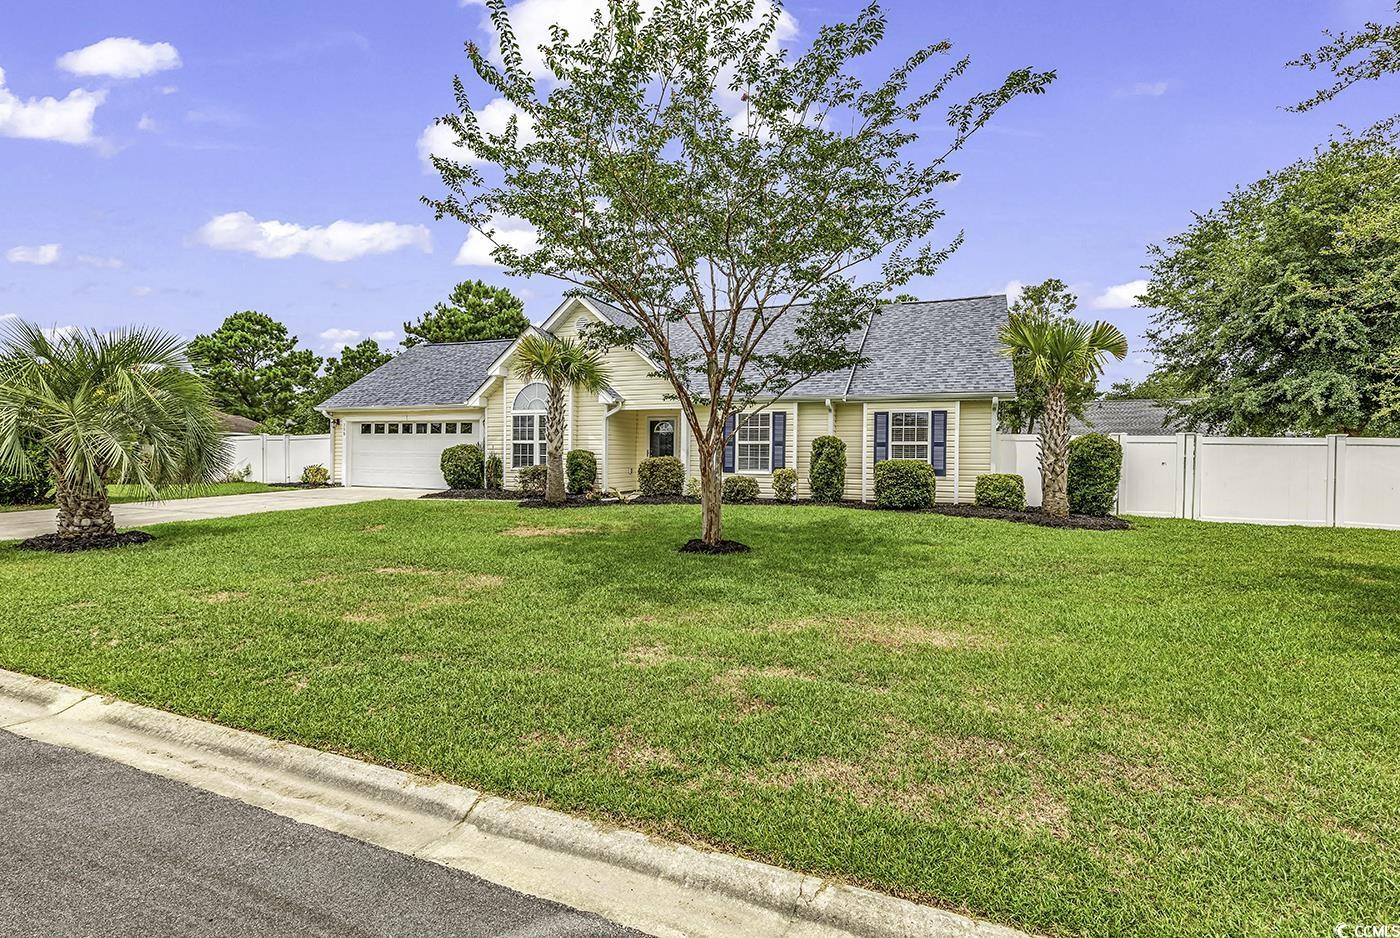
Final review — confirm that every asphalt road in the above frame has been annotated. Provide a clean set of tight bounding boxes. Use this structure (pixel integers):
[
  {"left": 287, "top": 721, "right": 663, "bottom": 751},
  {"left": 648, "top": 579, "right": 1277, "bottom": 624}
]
[{"left": 0, "top": 730, "right": 647, "bottom": 938}]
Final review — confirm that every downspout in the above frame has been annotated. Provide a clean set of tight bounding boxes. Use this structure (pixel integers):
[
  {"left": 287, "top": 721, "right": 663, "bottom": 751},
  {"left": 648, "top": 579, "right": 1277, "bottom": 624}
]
[
  {"left": 824, "top": 398, "right": 835, "bottom": 435},
  {"left": 990, "top": 396, "right": 999, "bottom": 473}
]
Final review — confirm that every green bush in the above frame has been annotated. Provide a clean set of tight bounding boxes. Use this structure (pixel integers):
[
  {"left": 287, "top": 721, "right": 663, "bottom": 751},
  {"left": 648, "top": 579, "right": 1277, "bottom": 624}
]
[
  {"left": 517, "top": 463, "right": 547, "bottom": 497},
  {"left": 638, "top": 455, "right": 684, "bottom": 496},
  {"left": 300, "top": 464, "right": 330, "bottom": 486},
  {"left": 1068, "top": 433, "right": 1122, "bottom": 516},
  {"left": 484, "top": 453, "right": 503, "bottom": 490},
  {"left": 722, "top": 474, "right": 760, "bottom": 503},
  {"left": 684, "top": 476, "right": 702, "bottom": 499},
  {"left": 772, "top": 467, "right": 797, "bottom": 502},
  {"left": 0, "top": 448, "right": 51, "bottom": 505},
  {"left": 975, "top": 473, "right": 1025, "bottom": 510},
  {"left": 809, "top": 435, "right": 846, "bottom": 502},
  {"left": 566, "top": 449, "right": 597, "bottom": 494},
  {"left": 441, "top": 443, "right": 485, "bottom": 489},
  {"left": 874, "top": 459, "right": 936, "bottom": 510}
]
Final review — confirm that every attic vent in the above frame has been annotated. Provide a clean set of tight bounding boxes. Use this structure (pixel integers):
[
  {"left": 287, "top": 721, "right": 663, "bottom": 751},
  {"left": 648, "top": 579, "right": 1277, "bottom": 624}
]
[{"left": 576, "top": 316, "right": 590, "bottom": 334}]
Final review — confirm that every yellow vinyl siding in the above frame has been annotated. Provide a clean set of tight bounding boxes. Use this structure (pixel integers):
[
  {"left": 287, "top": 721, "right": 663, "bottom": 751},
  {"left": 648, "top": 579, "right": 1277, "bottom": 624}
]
[
  {"left": 861, "top": 402, "right": 969, "bottom": 503},
  {"left": 682, "top": 402, "right": 797, "bottom": 498},
  {"left": 331, "top": 422, "right": 345, "bottom": 484},
  {"left": 833, "top": 402, "right": 863, "bottom": 500},
  {"left": 956, "top": 399, "right": 995, "bottom": 503}
]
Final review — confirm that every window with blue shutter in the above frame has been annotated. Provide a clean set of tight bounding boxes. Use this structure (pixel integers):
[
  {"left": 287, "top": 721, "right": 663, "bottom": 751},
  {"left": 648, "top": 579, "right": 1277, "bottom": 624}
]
[
  {"left": 723, "top": 414, "right": 736, "bottom": 473},
  {"left": 771, "top": 412, "right": 786, "bottom": 469},
  {"left": 873, "top": 411, "right": 889, "bottom": 464},
  {"left": 930, "top": 409, "right": 947, "bottom": 476}
]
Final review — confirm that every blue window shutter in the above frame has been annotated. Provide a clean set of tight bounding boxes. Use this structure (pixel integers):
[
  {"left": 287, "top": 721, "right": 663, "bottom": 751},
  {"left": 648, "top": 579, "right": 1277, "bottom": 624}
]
[
  {"left": 873, "top": 412, "right": 889, "bottom": 464},
  {"left": 723, "top": 414, "right": 736, "bottom": 473},
  {"left": 771, "top": 412, "right": 786, "bottom": 470},
  {"left": 931, "top": 410, "right": 947, "bottom": 476}
]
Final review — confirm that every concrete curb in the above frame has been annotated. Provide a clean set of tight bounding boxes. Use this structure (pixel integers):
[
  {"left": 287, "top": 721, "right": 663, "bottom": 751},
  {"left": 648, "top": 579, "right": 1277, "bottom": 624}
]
[{"left": 0, "top": 668, "right": 1031, "bottom": 938}]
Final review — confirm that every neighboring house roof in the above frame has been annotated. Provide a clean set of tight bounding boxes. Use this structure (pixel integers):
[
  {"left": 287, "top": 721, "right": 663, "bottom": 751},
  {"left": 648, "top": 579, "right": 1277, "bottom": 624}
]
[
  {"left": 1070, "top": 400, "right": 1185, "bottom": 436},
  {"left": 321, "top": 294, "right": 1015, "bottom": 411},
  {"left": 215, "top": 410, "right": 259, "bottom": 433},
  {"left": 318, "top": 339, "right": 516, "bottom": 409}
]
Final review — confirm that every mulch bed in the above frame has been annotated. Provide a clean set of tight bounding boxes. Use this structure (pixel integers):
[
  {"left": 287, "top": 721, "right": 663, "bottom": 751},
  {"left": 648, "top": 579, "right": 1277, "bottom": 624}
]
[
  {"left": 18, "top": 531, "right": 155, "bottom": 553},
  {"left": 420, "top": 489, "right": 525, "bottom": 501},
  {"left": 930, "top": 503, "right": 1131, "bottom": 530},
  {"left": 629, "top": 495, "right": 700, "bottom": 505},
  {"left": 678, "top": 538, "right": 751, "bottom": 554},
  {"left": 517, "top": 496, "right": 621, "bottom": 509}
]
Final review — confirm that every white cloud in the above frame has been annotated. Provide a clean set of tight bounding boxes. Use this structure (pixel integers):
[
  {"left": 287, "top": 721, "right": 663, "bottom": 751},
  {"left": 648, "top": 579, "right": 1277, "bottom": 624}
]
[
  {"left": 43, "top": 325, "right": 80, "bottom": 342},
  {"left": 370, "top": 330, "right": 396, "bottom": 343},
  {"left": 0, "top": 66, "right": 106, "bottom": 145},
  {"left": 6, "top": 243, "right": 61, "bottom": 265},
  {"left": 319, "top": 327, "right": 360, "bottom": 352},
  {"left": 77, "top": 254, "right": 124, "bottom": 268},
  {"left": 418, "top": 97, "right": 537, "bottom": 171},
  {"left": 130, "top": 285, "right": 154, "bottom": 297},
  {"left": 196, "top": 211, "right": 432, "bottom": 262},
  {"left": 57, "top": 38, "right": 181, "bottom": 79},
  {"left": 1117, "top": 81, "right": 1168, "bottom": 97},
  {"left": 1003, "top": 280, "right": 1025, "bottom": 305},
  {"left": 1092, "top": 279, "right": 1149, "bottom": 309},
  {"left": 454, "top": 216, "right": 538, "bottom": 267},
  {"left": 137, "top": 113, "right": 156, "bottom": 131}
]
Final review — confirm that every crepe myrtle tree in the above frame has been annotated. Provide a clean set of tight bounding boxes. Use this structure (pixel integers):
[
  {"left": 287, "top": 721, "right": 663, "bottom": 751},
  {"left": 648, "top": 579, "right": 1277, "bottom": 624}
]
[{"left": 425, "top": 0, "right": 1054, "bottom": 546}]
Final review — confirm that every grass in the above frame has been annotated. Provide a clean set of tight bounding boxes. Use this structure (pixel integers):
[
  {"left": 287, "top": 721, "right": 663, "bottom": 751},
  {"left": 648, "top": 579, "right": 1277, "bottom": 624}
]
[
  {"left": 0, "top": 499, "right": 1396, "bottom": 936},
  {"left": 0, "top": 481, "right": 283, "bottom": 512}
]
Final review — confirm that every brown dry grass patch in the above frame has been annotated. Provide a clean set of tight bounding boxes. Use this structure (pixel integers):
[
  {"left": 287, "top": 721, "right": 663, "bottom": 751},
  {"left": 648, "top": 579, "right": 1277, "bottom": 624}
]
[
  {"left": 622, "top": 642, "right": 675, "bottom": 667},
  {"left": 201, "top": 591, "right": 247, "bottom": 605},
  {"left": 608, "top": 732, "right": 680, "bottom": 773},
  {"left": 502, "top": 525, "right": 594, "bottom": 538}
]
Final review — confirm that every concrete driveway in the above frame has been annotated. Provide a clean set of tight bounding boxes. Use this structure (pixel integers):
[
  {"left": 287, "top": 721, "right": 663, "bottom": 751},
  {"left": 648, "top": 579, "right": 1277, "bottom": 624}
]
[{"left": 0, "top": 487, "right": 436, "bottom": 541}]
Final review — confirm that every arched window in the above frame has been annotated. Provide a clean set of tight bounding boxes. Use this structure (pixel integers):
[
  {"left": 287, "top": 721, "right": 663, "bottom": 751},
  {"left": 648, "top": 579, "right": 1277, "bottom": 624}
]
[{"left": 512, "top": 382, "right": 549, "bottom": 468}]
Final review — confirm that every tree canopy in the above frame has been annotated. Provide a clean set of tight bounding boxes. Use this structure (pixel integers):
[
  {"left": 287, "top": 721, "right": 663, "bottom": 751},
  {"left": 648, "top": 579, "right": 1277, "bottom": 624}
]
[
  {"left": 425, "top": 0, "right": 1053, "bottom": 544},
  {"left": 266, "top": 338, "right": 395, "bottom": 435},
  {"left": 402, "top": 279, "right": 528, "bottom": 347},
  {"left": 1142, "top": 134, "right": 1400, "bottom": 436},
  {"left": 1100, "top": 373, "right": 1184, "bottom": 402},
  {"left": 1289, "top": 0, "right": 1399, "bottom": 125},
  {"left": 189, "top": 311, "right": 321, "bottom": 427},
  {"left": 997, "top": 279, "right": 1096, "bottom": 433}
]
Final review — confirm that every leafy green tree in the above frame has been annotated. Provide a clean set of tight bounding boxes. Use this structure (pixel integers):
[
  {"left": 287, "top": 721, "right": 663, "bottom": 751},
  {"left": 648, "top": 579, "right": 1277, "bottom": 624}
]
[
  {"left": 513, "top": 336, "right": 610, "bottom": 504},
  {"left": 402, "top": 280, "right": 528, "bottom": 347},
  {"left": 1101, "top": 372, "right": 1184, "bottom": 402},
  {"left": 999, "top": 316, "right": 1127, "bottom": 518},
  {"left": 997, "top": 279, "right": 1096, "bottom": 433},
  {"left": 267, "top": 339, "right": 394, "bottom": 434},
  {"left": 0, "top": 321, "right": 225, "bottom": 540},
  {"left": 1142, "top": 135, "right": 1400, "bottom": 436},
  {"left": 425, "top": 0, "right": 1053, "bottom": 546},
  {"left": 189, "top": 311, "right": 320, "bottom": 426},
  {"left": 1289, "top": 1, "right": 1398, "bottom": 125}
]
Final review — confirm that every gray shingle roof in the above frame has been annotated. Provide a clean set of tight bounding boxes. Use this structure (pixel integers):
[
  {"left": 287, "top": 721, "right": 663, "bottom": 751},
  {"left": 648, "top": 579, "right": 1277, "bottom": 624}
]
[
  {"left": 318, "top": 339, "right": 515, "bottom": 409},
  {"left": 846, "top": 295, "right": 1013, "bottom": 397},
  {"left": 1070, "top": 400, "right": 1185, "bottom": 436}
]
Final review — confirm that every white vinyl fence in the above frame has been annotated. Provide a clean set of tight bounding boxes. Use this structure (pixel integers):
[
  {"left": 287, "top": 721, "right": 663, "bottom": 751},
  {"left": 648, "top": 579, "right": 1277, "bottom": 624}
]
[
  {"left": 997, "top": 433, "right": 1400, "bottom": 530},
  {"left": 225, "top": 433, "right": 332, "bottom": 484}
]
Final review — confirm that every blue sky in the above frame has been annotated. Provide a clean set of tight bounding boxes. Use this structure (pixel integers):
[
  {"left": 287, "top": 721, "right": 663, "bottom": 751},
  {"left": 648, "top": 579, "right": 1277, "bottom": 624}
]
[{"left": 1, "top": 0, "right": 1393, "bottom": 388}]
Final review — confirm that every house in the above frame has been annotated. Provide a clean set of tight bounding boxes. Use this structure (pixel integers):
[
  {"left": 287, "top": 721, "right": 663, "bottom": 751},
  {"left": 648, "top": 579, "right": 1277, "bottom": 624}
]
[
  {"left": 318, "top": 294, "right": 1014, "bottom": 502},
  {"left": 1069, "top": 400, "right": 1185, "bottom": 436},
  {"left": 215, "top": 410, "right": 260, "bottom": 434}
]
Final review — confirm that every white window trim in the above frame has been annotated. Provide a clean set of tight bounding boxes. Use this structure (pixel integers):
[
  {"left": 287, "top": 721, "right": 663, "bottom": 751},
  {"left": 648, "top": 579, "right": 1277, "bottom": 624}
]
[
  {"left": 735, "top": 412, "right": 773, "bottom": 475},
  {"left": 889, "top": 410, "right": 931, "bottom": 462}
]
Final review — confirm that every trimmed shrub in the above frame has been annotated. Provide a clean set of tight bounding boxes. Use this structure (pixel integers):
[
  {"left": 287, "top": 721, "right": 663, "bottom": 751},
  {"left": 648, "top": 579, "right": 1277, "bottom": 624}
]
[
  {"left": 809, "top": 435, "right": 846, "bottom": 502},
  {"left": 0, "top": 455, "right": 50, "bottom": 505},
  {"left": 684, "top": 476, "right": 702, "bottom": 498},
  {"left": 638, "top": 455, "right": 684, "bottom": 496},
  {"left": 517, "top": 463, "right": 547, "bottom": 497},
  {"left": 441, "top": 443, "right": 485, "bottom": 489},
  {"left": 1068, "top": 433, "right": 1122, "bottom": 516},
  {"left": 722, "top": 474, "right": 759, "bottom": 503},
  {"left": 300, "top": 464, "right": 330, "bottom": 486},
  {"left": 772, "top": 467, "right": 798, "bottom": 503},
  {"left": 975, "top": 473, "right": 1025, "bottom": 510},
  {"left": 874, "top": 459, "right": 936, "bottom": 510},
  {"left": 566, "top": 449, "right": 597, "bottom": 494},
  {"left": 484, "top": 453, "right": 503, "bottom": 490}
]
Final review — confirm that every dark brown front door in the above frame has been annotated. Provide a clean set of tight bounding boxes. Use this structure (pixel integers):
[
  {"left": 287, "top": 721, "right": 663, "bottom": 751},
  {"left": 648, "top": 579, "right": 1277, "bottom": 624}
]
[{"left": 649, "top": 419, "right": 675, "bottom": 457}]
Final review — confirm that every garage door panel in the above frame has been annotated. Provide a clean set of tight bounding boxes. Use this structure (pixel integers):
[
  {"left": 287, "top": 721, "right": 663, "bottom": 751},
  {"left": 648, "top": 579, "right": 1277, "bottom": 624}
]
[{"left": 350, "top": 421, "right": 480, "bottom": 489}]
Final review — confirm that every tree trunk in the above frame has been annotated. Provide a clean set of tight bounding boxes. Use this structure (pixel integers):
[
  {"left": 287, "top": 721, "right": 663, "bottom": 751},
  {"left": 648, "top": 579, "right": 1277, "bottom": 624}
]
[
  {"left": 699, "top": 444, "right": 723, "bottom": 545},
  {"left": 55, "top": 478, "right": 116, "bottom": 539},
  {"left": 1039, "top": 384, "right": 1070, "bottom": 518},
  {"left": 545, "top": 382, "right": 567, "bottom": 504}
]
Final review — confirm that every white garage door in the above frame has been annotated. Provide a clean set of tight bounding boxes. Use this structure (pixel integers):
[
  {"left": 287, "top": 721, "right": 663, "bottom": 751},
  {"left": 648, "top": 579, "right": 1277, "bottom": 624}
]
[{"left": 350, "top": 419, "right": 480, "bottom": 489}]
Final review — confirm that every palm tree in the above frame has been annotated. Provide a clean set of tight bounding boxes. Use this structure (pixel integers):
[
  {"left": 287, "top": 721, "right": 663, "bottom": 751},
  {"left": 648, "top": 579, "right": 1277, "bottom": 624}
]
[
  {"left": 514, "top": 335, "right": 611, "bottom": 503},
  {"left": 0, "top": 321, "right": 227, "bottom": 540},
  {"left": 999, "top": 315, "right": 1128, "bottom": 517}
]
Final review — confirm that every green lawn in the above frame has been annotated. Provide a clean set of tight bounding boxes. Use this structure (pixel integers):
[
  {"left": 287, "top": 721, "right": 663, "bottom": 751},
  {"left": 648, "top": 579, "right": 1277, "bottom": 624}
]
[
  {"left": 1, "top": 500, "right": 1395, "bottom": 936},
  {"left": 0, "top": 481, "right": 283, "bottom": 512}
]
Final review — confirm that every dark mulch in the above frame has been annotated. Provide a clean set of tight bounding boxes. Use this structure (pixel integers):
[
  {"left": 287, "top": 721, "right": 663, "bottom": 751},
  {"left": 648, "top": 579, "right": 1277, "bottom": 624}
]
[
  {"left": 267, "top": 482, "right": 340, "bottom": 490},
  {"left": 678, "top": 538, "right": 751, "bottom": 554},
  {"left": 629, "top": 495, "right": 700, "bottom": 505},
  {"left": 420, "top": 489, "right": 523, "bottom": 501},
  {"left": 517, "top": 496, "right": 621, "bottom": 509},
  {"left": 18, "top": 531, "right": 155, "bottom": 553},
  {"left": 930, "top": 503, "right": 1130, "bottom": 530}
]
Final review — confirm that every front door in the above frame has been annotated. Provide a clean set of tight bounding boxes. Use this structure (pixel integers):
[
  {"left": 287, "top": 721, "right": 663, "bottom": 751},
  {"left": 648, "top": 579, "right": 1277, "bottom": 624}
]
[{"left": 648, "top": 419, "right": 675, "bottom": 457}]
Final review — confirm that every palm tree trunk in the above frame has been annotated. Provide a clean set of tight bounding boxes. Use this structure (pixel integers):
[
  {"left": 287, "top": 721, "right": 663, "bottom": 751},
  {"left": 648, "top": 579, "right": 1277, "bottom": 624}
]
[
  {"left": 1040, "top": 385, "right": 1070, "bottom": 518},
  {"left": 699, "top": 444, "right": 723, "bottom": 545},
  {"left": 55, "top": 477, "right": 116, "bottom": 538},
  {"left": 545, "top": 382, "right": 567, "bottom": 504}
]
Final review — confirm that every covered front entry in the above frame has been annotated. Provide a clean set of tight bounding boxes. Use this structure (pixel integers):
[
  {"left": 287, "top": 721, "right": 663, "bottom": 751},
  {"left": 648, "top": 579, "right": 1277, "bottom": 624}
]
[{"left": 349, "top": 418, "right": 480, "bottom": 488}]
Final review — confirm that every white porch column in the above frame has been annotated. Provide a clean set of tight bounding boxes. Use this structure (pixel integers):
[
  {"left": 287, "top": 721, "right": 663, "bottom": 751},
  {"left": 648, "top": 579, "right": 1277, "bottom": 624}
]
[{"left": 601, "top": 408, "right": 611, "bottom": 493}]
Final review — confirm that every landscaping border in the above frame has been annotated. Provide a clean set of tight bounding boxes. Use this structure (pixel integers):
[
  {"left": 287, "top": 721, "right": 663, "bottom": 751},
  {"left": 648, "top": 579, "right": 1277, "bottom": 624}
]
[{"left": 0, "top": 668, "right": 1031, "bottom": 938}]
